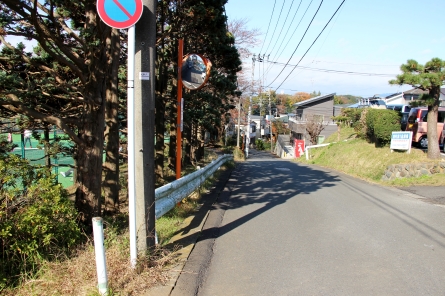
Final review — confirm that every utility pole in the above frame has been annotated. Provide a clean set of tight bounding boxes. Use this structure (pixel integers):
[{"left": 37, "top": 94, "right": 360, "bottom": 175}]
[
  {"left": 237, "top": 96, "right": 241, "bottom": 148},
  {"left": 247, "top": 54, "right": 255, "bottom": 158},
  {"left": 257, "top": 54, "right": 263, "bottom": 142},
  {"left": 258, "top": 96, "right": 262, "bottom": 141},
  {"left": 134, "top": 0, "right": 156, "bottom": 253},
  {"left": 269, "top": 88, "right": 273, "bottom": 154}
]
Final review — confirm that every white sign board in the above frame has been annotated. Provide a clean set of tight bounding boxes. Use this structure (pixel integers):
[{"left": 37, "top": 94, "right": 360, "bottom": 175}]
[
  {"left": 390, "top": 131, "right": 413, "bottom": 153},
  {"left": 139, "top": 72, "right": 150, "bottom": 80}
]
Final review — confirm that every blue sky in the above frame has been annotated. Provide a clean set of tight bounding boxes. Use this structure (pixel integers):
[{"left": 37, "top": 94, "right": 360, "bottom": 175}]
[{"left": 225, "top": 0, "right": 445, "bottom": 97}]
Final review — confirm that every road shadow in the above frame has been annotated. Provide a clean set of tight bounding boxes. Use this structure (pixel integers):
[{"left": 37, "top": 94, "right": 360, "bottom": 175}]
[{"left": 170, "top": 149, "right": 340, "bottom": 247}]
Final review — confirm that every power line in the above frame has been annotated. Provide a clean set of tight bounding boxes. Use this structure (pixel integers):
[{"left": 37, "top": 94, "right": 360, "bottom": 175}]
[
  {"left": 259, "top": 0, "right": 277, "bottom": 54},
  {"left": 265, "top": 60, "right": 397, "bottom": 77},
  {"left": 273, "top": 0, "right": 348, "bottom": 90},
  {"left": 267, "top": 0, "right": 324, "bottom": 87},
  {"left": 262, "top": 0, "right": 303, "bottom": 80},
  {"left": 311, "top": 60, "right": 400, "bottom": 67},
  {"left": 264, "top": 0, "right": 308, "bottom": 78},
  {"left": 263, "top": 0, "right": 287, "bottom": 55}
]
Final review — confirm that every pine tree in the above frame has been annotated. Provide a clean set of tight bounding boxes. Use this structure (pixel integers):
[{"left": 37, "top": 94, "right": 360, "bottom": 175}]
[{"left": 389, "top": 58, "right": 445, "bottom": 159}]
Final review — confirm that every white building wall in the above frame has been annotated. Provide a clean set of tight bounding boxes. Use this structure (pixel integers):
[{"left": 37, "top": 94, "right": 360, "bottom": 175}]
[{"left": 386, "top": 93, "right": 406, "bottom": 105}]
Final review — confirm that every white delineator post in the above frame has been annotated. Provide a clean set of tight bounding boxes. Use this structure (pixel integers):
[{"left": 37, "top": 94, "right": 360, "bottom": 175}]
[
  {"left": 127, "top": 25, "right": 137, "bottom": 268},
  {"left": 92, "top": 217, "right": 108, "bottom": 295}
]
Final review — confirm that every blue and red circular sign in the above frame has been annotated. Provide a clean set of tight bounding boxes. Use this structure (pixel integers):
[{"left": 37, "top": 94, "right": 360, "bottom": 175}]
[{"left": 97, "top": 0, "right": 143, "bottom": 29}]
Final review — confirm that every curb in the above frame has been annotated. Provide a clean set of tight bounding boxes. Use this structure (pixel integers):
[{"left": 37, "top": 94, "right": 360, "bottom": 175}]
[{"left": 145, "top": 165, "right": 234, "bottom": 296}]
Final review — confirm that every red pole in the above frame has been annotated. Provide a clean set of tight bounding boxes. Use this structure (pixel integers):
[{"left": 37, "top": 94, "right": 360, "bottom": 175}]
[{"left": 176, "top": 39, "right": 183, "bottom": 180}]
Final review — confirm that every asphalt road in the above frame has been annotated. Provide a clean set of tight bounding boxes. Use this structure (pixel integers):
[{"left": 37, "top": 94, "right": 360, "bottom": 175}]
[{"left": 171, "top": 150, "right": 445, "bottom": 296}]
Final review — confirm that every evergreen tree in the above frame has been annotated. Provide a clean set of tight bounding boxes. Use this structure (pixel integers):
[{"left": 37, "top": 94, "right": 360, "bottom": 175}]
[
  {"left": 389, "top": 58, "right": 445, "bottom": 159},
  {"left": 155, "top": 0, "right": 241, "bottom": 179},
  {"left": 0, "top": 0, "right": 120, "bottom": 223}
]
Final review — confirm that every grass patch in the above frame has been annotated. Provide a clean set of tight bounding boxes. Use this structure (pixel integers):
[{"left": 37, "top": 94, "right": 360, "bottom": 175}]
[
  {"left": 156, "top": 193, "right": 203, "bottom": 246},
  {"left": 1, "top": 228, "right": 175, "bottom": 296},
  {"left": 296, "top": 127, "right": 445, "bottom": 186},
  {"left": 386, "top": 173, "right": 445, "bottom": 187}
]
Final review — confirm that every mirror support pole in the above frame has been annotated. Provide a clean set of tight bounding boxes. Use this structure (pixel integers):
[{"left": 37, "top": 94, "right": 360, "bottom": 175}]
[{"left": 176, "top": 39, "right": 183, "bottom": 180}]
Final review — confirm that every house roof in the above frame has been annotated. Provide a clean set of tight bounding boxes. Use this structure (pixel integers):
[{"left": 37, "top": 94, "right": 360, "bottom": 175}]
[
  {"left": 385, "top": 92, "right": 403, "bottom": 99},
  {"left": 403, "top": 88, "right": 429, "bottom": 95},
  {"left": 275, "top": 115, "right": 289, "bottom": 123},
  {"left": 293, "top": 93, "right": 336, "bottom": 107},
  {"left": 372, "top": 92, "right": 403, "bottom": 99}
]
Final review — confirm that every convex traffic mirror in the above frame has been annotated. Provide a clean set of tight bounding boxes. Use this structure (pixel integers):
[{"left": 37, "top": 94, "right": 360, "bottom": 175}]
[{"left": 181, "top": 53, "right": 211, "bottom": 90}]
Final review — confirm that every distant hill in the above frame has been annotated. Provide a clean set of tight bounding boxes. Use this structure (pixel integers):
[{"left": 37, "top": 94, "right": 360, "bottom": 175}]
[{"left": 334, "top": 95, "right": 362, "bottom": 105}]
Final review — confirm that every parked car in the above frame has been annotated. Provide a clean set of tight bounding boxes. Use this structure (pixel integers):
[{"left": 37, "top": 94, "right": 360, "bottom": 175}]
[
  {"left": 441, "top": 124, "right": 445, "bottom": 153},
  {"left": 405, "top": 107, "right": 445, "bottom": 148},
  {"left": 400, "top": 112, "right": 409, "bottom": 131},
  {"left": 386, "top": 104, "right": 411, "bottom": 113}
]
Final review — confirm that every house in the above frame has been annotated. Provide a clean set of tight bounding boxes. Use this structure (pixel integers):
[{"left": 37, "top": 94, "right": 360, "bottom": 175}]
[
  {"left": 403, "top": 87, "right": 445, "bottom": 106},
  {"left": 384, "top": 92, "right": 405, "bottom": 105},
  {"left": 289, "top": 93, "right": 337, "bottom": 145},
  {"left": 334, "top": 104, "right": 353, "bottom": 116},
  {"left": 250, "top": 115, "right": 269, "bottom": 138},
  {"left": 403, "top": 88, "right": 428, "bottom": 103}
]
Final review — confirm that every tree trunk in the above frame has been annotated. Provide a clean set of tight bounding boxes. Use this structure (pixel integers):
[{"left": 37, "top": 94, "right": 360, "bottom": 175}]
[
  {"left": 75, "top": 13, "right": 111, "bottom": 223},
  {"left": 103, "top": 28, "right": 121, "bottom": 214},
  {"left": 196, "top": 125, "right": 204, "bottom": 162},
  {"left": 75, "top": 102, "right": 106, "bottom": 223},
  {"left": 155, "top": 0, "right": 167, "bottom": 185},
  {"left": 190, "top": 122, "right": 198, "bottom": 162},
  {"left": 168, "top": 94, "right": 178, "bottom": 174},
  {"left": 155, "top": 95, "right": 165, "bottom": 184},
  {"left": 427, "top": 86, "right": 441, "bottom": 159},
  {"left": 43, "top": 127, "right": 51, "bottom": 168},
  {"left": 184, "top": 122, "right": 192, "bottom": 166},
  {"left": 168, "top": 123, "right": 177, "bottom": 172},
  {"left": 337, "top": 124, "right": 341, "bottom": 142}
]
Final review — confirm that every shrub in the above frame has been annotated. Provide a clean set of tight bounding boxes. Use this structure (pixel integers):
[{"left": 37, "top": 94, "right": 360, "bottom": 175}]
[
  {"left": 354, "top": 108, "right": 368, "bottom": 139},
  {"left": 335, "top": 108, "right": 363, "bottom": 128},
  {"left": 365, "top": 109, "right": 401, "bottom": 145},
  {"left": 226, "top": 135, "right": 237, "bottom": 147},
  {"left": 233, "top": 147, "right": 245, "bottom": 161},
  {"left": 255, "top": 139, "right": 265, "bottom": 150},
  {"left": 0, "top": 154, "right": 81, "bottom": 289}
]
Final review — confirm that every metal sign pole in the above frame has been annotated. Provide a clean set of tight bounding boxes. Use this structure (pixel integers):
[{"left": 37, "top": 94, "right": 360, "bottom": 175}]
[{"left": 127, "top": 25, "right": 137, "bottom": 268}]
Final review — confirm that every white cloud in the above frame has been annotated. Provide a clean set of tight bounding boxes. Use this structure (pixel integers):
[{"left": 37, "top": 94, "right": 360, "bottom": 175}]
[{"left": 432, "top": 37, "right": 445, "bottom": 44}]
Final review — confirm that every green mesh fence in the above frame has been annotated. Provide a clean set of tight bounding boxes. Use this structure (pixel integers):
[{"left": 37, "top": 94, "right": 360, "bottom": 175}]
[
  {"left": 4, "top": 131, "right": 75, "bottom": 188},
  {"left": 3, "top": 130, "right": 108, "bottom": 189}
]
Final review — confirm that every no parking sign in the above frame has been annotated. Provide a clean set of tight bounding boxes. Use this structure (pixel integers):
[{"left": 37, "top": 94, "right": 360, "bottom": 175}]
[{"left": 97, "top": 0, "right": 143, "bottom": 29}]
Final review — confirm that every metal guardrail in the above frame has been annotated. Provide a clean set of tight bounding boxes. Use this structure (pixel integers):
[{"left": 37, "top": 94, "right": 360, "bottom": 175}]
[
  {"left": 305, "top": 143, "right": 330, "bottom": 160},
  {"left": 155, "top": 154, "right": 233, "bottom": 219}
]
